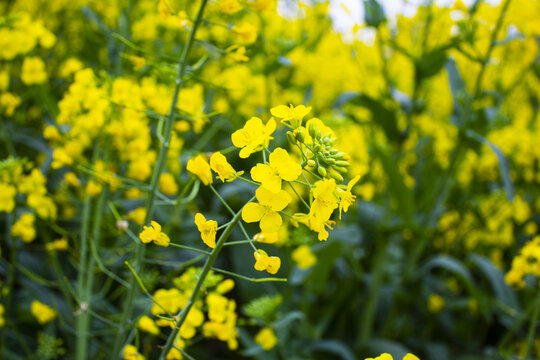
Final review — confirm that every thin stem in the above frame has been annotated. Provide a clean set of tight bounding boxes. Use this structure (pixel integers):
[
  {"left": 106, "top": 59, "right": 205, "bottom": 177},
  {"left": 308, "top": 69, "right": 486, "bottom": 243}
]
[
  {"left": 237, "top": 176, "right": 260, "bottom": 186},
  {"left": 223, "top": 240, "right": 252, "bottom": 246},
  {"left": 211, "top": 267, "right": 287, "bottom": 283},
  {"left": 524, "top": 292, "right": 540, "bottom": 358},
  {"left": 1, "top": 213, "right": 14, "bottom": 353},
  {"left": 157, "top": 204, "right": 243, "bottom": 359},
  {"left": 287, "top": 181, "right": 309, "bottom": 210},
  {"left": 168, "top": 242, "right": 211, "bottom": 256},
  {"left": 112, "top": 0, "right": 209, "bottom": 355}
]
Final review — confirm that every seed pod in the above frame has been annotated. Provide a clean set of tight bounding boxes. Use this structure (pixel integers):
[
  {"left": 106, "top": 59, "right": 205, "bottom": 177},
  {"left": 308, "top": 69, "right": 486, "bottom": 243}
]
[
  {"left": 307, "top": 159, "right": 316, "bottom": 167},
  {"left": 333, "top": 166, "right": 349, "bottom": 174},
  {"left": 330, "top": 172, "right": 344, "bottom": 182},
  {"left": 317, "top": 166, "right": 327, "bottom": 177},
  {"left": 287, "top": 131, "right": 296, "bottom": 146}
]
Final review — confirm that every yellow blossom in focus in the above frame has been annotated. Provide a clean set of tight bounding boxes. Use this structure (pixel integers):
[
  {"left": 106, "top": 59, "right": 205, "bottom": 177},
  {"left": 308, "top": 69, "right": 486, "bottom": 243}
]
[
  {"left": 250, "top": 148, "right": 302, "bottom": 193},
  {"left": 337, "top": 175, "right": 360, "bottom": 219},
  {"left": 138, "top": 315, "right": 160, "bottom": 335},
  {"left": 427, "top": 293, "right": 445, "bottom": 313},
  {"left": 233, "top": 23, "right": 258, "bottom": 44},
  {"left": 292, "top": 245, "right": 317, "bottom": 269},
  {"left": 0, "top": 183, "right": 16, "bottom": 212},
  {"left": 253, "top": 249, "right": 281, "bottom": 274},
  {"left": 21, "top": 57, "right": 47, "bottom": 85},
  {"left": 187, "top": 154, "right": 213, "bottom": 185},
  {"left": 242, "top": 186, "right": 291, "bottom": 233},
  {"left": 210, "top": 152, "right": 244, "bottom": 182},
  {"left": 255, "top": 327, "right": 277, "bottom": 350},
  {"left": 231, "top": 117, "right": 276, "bottom": 158},
  {"left": 194, "top": 213, "right": 218, "bottom": 248},
  {"left": 31, "top": 300, "right": 56, "bottom": 324},
  {"left": 310, "top": 178, "right": 339, "bottom": 222},
  {"left": 11, "top": 213, "right": 36, "bottom": 243},
  {"left": 139, "top": 221, "right": 170, "bottom": 247},
  {"left": 159, "top": 172, "right": 178, "bottom": 195},
  {"left": 123, "top": 344, "right": 145, "bottom": 360},
  {"left": 270, "top": 104, "right": 312, "bottom": 128}
]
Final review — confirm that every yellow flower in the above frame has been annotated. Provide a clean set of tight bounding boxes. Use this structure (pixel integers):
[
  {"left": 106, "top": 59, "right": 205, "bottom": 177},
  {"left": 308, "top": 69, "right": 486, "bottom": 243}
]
[
  {"left": 255, "top": 327, "right": 277, "bottom": 350},
  {"left": 128, "top": 207, "right": 146, "bottom": 226},
  {"left": 311, "top": 178, "right": 339, "bottom": 222},
  {"left": 139, "top": 221, "right": 170, "bottom": 247},
  {"left": 64, "top": 172, "right": 80, "bottom": 187},
  {"left": 159, "top": 172, "right": 178, "bottom": 195},
  {"left": 138, "top": 315, "right": 160, "bottom": 335},
  {"left": 21, "top": 57, "right": 47, "bottom": 85},
  {"left": 337, "top": 175, "right": 360, "bottom": 219},
  {"left": 30, "top": 300, "right": 56, "bottom": 324},
  {"left": 293, "top": 212, "right": 335, "bottom": 241},
  {"left": 250, "top": 148, "right": 302, "bottom": 193},
  {"left": 123, "top": 344, "right": 145, "bottom": 360},
  {"left": 292, "top": 245, "right": 317, "bottom": 269},
  {"left": 220, "top": 0, "right": 242, "bottom": 14},
  {"left": 0, "top": 183, "right": 16, "bottom": 213},
  {"left": 231, "top": 117, "right": 276, "bottom": 158},
  {"left": 253, "top": 232, "right": 279, "bottom": 244},
  {"left": 194, "top": 213, "right": 218, "bottom": 248},
  {"left": 270, "top": 104, "right": 311, "bottom": 128},
  {"left": 242, "top": 186, "right": 291, "bottom": 233},
  {"left": 11, "top": 213, "right": 36, "bottom": 243},
  {"left": 233, "top": 23, "right": 258, "bottom": 44},
  {"left": 427, "top": 293, "right": 445, "bottom": 313},
  {"left": 45, "top": 238, "right": 69, "bottom": 251},
  {"left": 187, "top": 154, "right": 213, "bottom": 185},
  {"left": 253, "top": 249, "right": 281, "bottom": 274},
  {"left": 210, "top": 152, "right": 244, "bottom": 182}
]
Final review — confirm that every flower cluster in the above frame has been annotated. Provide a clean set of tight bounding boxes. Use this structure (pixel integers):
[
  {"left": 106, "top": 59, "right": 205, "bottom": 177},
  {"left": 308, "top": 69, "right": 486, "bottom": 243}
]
[{"left": 505, "top": 236, "right": 540, "bottom": 288}]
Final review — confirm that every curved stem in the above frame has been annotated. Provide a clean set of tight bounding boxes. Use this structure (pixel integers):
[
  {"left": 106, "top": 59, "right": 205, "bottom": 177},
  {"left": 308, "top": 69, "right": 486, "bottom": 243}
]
[{"left": 112, "top": 0, "right": 209, "bottom": 355}]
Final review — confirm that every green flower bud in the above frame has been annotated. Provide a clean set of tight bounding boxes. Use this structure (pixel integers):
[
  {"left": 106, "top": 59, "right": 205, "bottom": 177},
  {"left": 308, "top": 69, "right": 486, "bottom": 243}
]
[
  {"left": 329, "top": 149, "right": 339, "bottom": 155},
  {"left": 317, "top": 166, "right": 327, "bottom": 177},
  {"left": 316, "top": 130, "right": 322, "bottom": 140},
  {"left": 295, "top": 129, "right": 306, "bottom": 142},
  {"left": 335, "top": 160, "right": 350, "bottom": 167},
  {"left": 307, "top": 159, "right": 316, "bottom": 167},
  {"left": 333, "top": 166, "right": 349, "bottom": 174},
  {"left": 308, "top": 121, "right": 318, "bottom": 138},
  {"left": 287, "top": 131, "right": 296, "bottom": 146},
  {"left": 330, "top": 172, "right": 344, "bottom": 182}
]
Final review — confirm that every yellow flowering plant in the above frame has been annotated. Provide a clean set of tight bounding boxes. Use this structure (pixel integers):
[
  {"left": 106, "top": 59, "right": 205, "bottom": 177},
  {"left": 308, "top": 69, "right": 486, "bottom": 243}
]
[{"left": 1, "top": 0, "right": 540, "bottom": 359}]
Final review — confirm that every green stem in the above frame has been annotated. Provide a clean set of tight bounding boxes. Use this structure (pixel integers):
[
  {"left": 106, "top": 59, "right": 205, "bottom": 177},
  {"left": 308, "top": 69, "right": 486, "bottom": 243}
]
[
  {"left": 357, "top": 237, "right": 388, "bottom": 349},
  {"left": 168, "top": 242, "right": 211, "bottom": 256},
  {"left": 112, "top": 0, "right": 208, "bottom": 355},
  {"left": 211, "top": 267, "right": 287, "bottom": 283},
  {"left": 157, "top": 206, "right": 243, "bottom": 359},
  {"left": 287, "top": 181, "right": 309, "bottom": 210},
  {"left": 1, "top": 213, "right": 15, "bottom": 353},
  {"left": 524, "top": 292, "right": 540, "bottom": 359}
]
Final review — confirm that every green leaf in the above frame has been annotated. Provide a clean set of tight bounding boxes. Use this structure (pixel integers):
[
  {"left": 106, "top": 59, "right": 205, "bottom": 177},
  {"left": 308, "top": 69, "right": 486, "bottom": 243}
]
[
  {"left": 468, "top": 254, "right": 519, "bottom": 310},
  {"left": 309, "top": 340, "right": 356, "bottom": 360},
  {"left": 373, "top": 145, "right": 414, "bottom": 225},
  {"left": 333, "top": 92, "right": 401, "bottom": 142},
  {"left": 416, "top": 44, "right": 451, "bottom": 80},
  {"left": 420, "top": 255, "right": 475, "bottom": 293},
  {"left": 465, "top": 129, "right": 514, "bottom": 201}
]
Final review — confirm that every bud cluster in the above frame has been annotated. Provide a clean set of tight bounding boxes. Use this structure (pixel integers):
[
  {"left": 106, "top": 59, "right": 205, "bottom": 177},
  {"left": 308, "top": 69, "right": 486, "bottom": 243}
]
[{"left": 287, "top": 121, "right": 350, "bottom": 182}]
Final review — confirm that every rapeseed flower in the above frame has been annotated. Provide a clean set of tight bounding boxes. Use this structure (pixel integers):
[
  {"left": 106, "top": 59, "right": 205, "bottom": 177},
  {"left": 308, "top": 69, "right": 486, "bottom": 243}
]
[
  {"left": 31, "top": 300, "right": 57, "bottom": 324},
  {"left": 292, "top": 245, "right": 317, "bottom": 269},
  {"left": 210, "top": 152, "right": 244, "bottom": 182},
  {"left": 123, "top": 344, "right": 145, "bottom": 360},
  {"left": 159, "top": 172, "right": 178, "bottom": 195},
  {"left": 337, "top": 175, "right": 360, "bottom": 219},
  {"left": 231, "top": 117, "right": 276, "bottom": 158},
  {"left": 138, "top": 315, "right": 160, "bottom": 335},
  {"left": 253, "top": 249, "right": 281, "bottom": 274},
  {"left": 139, "top": 221, "right": 170, "bottom": 247},
  {"left": 187, "top": 154, "right": 213, "bottom": 185},
  {"left": 194, "top": 213, "right": 218, "bottom": 248},
  {"left": 250, "top": 148, "right": 302, "bottom": 193},
  {"left": 0, "top": 183, "right": 16, "bottom": 212},
  {"left": 270, "top": 104, "right": 311, "bottom": 128},
  {"left": 11, "top": 213, "right": 36, "bottom": 243},
  {"left": 255, "top": 327, "right": 277, "bottom": 350},
  {"left": 242, "top": 186, "right": 291, "bottom": 233},
  {"left": 21, "top": 57, "right": 47, "bottom": 85}
]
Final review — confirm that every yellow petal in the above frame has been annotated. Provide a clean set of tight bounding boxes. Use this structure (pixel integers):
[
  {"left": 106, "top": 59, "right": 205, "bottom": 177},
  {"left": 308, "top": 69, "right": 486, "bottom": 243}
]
[
  {"left": 260, "top": 211, "right": 282, "bottom": 233},
  {"left": 242, "top": 203, "right": 265, "bottom": 223},
  {"left": 270, "top": 105, "right": 290, "bottom": 119}
]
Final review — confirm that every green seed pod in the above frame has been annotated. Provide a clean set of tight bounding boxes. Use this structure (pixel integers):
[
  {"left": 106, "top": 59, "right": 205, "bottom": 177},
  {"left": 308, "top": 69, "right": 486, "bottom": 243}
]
[
  {"left": 307, "top": 159, "right": 316, "bottom": 167},
  {"left": 333, "top": 166, "right": 349, "bottom": 174},
  {"left": 286, "top": 131, "right": 296, "bottom": 146},
  {"left": 335, "top": 160, "right": 350, "bottom": 167},
  {"left": 295, "top": 129, "right": 306, "bottom": 142},
  {"left": 308, "top": 121, "right": 318, "bottom": 138},
  {"left": 330, "top": 172, "right": 344, "bottom": 182},
  {"left": 317, "top": 166, "right": 327, "bottom": 177}
]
